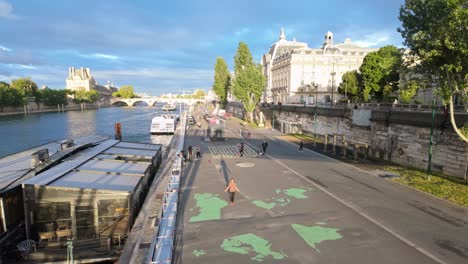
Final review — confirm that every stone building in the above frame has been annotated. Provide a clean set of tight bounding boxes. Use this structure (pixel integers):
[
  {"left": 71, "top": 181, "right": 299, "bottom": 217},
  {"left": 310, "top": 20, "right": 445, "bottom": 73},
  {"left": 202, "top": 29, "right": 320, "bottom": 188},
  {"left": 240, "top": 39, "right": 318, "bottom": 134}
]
[
  {"left": 262, "top": 29, "right": 378, "bottom": 104},
  {"left": 66, "top": 67, "right": 117, "bottom": 99},
  {"left": 66, "top": 67, "right": 96, "bottom": 91}
]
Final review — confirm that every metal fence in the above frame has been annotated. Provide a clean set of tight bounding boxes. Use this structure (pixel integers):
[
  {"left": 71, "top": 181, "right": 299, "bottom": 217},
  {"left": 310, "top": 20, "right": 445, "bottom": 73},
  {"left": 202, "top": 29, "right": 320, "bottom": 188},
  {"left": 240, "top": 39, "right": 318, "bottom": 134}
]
[{"left": 147, "top": 112, "right": 186, "bottom": 264}]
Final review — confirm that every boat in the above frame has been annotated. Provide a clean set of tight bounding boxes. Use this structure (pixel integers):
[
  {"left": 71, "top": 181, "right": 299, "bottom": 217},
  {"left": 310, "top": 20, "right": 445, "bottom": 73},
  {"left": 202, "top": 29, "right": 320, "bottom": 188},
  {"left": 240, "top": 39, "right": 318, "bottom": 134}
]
[
  {"left": 162, "top": 102, "right": 177, "bottom": 111},
  {"left": 151, "top": 114, "right": 178, "bottom": 134}
]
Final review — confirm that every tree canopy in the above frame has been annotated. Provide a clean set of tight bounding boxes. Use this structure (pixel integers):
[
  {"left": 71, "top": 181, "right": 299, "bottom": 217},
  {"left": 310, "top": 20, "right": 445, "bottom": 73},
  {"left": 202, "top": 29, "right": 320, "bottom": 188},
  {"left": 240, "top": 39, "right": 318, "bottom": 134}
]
[
  {"left": 212, "top": 57, "right": 230, "bottom": 105},
  {"left": 112, "top": 85, "right": 136, "bottom": 98},
  {"left": 359, "top": 45, "right": 402, "bottom": 101},
  {"left": 398, "top": 0, "right": 468, "bottom": 141},
  {"left": 0, "top": 82, "right": 23, "bottom": 111},
  {"left": 232, "top": 42, "right": 266, "bottom": 122},
  {"left": 338, "top": 70, "right": 360, "bottom": 101},
  {"left": 40, "top": 88, "right": 69, "bottom": 106},
  {"left": 73, "top": 88, "right": 99, "bottom": 103},
  {"left": 234, "top": 42, "right": 254, "bottom": 74},
  {"left": 11, "top": 78, "right": 39, "bottom": 99}
]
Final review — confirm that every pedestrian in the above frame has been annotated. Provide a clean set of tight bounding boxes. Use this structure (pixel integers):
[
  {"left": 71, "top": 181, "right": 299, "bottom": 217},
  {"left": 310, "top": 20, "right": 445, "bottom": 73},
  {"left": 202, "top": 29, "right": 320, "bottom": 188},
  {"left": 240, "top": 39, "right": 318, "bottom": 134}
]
[
  {"left": 224, "top": 178, "right": 240, "bottom": 205},
  {"left": 299, "top": 141, "right": 304, "bottom": 152},
  {"left": 188, "top": 145, "right": 193, "bottom": 161},
  {"left": 238, "top": 142, "right": 245, "bottom": 157},
  {"left": 196, "top": 147, "right": 201, "bottom": 160},
  {"left": 261, "top": 140, "right": 268, "bottom": 154}
]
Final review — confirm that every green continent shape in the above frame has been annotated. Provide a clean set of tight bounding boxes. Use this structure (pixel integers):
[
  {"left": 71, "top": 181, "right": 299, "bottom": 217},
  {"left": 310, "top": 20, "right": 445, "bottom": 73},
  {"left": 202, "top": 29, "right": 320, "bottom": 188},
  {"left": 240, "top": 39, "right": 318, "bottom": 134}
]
[
  {"left": 190, "top": 193, "right": 228, "bottom": 222},
  {"left": 221, "top": 233, "right": 286, "bottom": 262},
  {"left": 193, "top": 249, "right": 206, "bottom": 257},
  {"left": 291, "top": 224, "right": 342, "bottom": 252},
  {"left": 253, "top": 200, "right": 276, "bottom": 209},
  {"left": 284, "top": 188, "right": 308, "bottom": 199}
]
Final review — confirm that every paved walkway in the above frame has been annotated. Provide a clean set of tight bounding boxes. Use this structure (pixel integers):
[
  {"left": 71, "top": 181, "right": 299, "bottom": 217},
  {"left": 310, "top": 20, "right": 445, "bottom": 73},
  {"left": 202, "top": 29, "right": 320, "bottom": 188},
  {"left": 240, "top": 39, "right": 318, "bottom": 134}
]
[{"left": 173, "top": 110, "right": 468, "bottom": 264}]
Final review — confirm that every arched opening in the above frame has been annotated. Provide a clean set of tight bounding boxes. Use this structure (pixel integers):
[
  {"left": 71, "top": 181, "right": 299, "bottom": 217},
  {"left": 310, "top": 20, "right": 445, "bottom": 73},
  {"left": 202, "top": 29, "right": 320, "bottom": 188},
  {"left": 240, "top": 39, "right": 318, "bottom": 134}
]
[
  {"left": 112, "top": 101, "right": 129, "bottom": 107},
  {"left": 132, "top": 101, "right": 149, "bottom": 107}
]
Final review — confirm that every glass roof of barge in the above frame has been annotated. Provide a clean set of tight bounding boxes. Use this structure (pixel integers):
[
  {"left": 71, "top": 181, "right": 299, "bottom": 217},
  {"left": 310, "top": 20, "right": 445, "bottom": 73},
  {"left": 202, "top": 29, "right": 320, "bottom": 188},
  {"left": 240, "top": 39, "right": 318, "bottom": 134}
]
[{"left": 23, "top": 140, "right": 161, "bottom": 192}]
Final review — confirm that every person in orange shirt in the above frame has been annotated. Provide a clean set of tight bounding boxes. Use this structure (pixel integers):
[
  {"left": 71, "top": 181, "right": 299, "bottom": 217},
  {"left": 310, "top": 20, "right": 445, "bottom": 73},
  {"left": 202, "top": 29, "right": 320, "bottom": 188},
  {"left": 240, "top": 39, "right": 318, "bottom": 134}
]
[{"left": 224, "top": 178, "right": 240, "bottom": 205}]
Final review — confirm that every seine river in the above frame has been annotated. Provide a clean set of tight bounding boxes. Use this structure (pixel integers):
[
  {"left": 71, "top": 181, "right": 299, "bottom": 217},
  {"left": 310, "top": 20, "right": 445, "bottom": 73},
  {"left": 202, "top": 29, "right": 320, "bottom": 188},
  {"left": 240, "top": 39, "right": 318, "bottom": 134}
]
[{"left": 0, "top": 103, "right": 179, "bottom": 158}]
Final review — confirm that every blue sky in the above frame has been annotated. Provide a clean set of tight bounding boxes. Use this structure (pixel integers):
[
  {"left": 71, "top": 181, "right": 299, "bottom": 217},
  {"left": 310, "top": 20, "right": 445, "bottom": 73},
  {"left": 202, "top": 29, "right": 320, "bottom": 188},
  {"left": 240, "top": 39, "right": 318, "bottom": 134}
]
[{"left": 0, "top": 0, "right": 405, "bottom": 95}]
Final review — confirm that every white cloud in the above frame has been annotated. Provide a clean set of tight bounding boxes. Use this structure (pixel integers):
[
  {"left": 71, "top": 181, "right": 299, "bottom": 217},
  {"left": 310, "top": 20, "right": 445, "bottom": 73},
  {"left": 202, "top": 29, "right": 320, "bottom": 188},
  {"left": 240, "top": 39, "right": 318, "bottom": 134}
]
[
  {"left": 0, "top": 45, "right": 10, "bottom": 52},
  {"left": 79, "top": 53, "right": 120, "bottom": 60},
  {"left": 94, "top": 67, "right": 212, "bottom": 81},
  {"left": 353, "top": 32, "right": 391, "bottom": 47},
  {"left": 0, "top": 1, "right": 16, "bottom": 19}
]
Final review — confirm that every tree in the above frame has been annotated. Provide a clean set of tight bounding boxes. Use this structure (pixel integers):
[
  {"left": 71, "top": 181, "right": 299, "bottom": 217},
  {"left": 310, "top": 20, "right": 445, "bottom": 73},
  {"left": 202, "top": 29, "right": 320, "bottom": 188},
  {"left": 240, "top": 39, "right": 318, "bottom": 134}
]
[
  {"left": 400, "top": 80, "right": 419, "bottom": 103},
  {"left": 0, "top": 82, "right": 23, "bottom": 111},
  {"left": 338, "top": 70, "right": 360, "bottom": 101},
  {"left": 212, "top": 57, "right": 231, "bottom": 105},
  {"left": 232, "top": 42, "right": 266, "bottom": 123},
  {"left": 359, "top": 46, "right": 403, "bottom": 101},
  {"left": 113, "top": 85, "right": 136, "bottom": 98},
  {"left": 40, "top": 88, "right": 68, "bottom": 106},
  {"left": 73, "top": 88, "right": 99, "bottom": 103},
  {"left": 232, "top": 63, "right": 266, "bottom": 122},
  {"left": 193, "top": 89, "right": 206, "bottom": 99},
  {"left": 234, "top": 42, "right": 254, "bottom": 74},
  {"left": 398, "top": 0, "right": 468, "bottom": 141},
  {"left": 11, "top": 78, "right": 39, "bottom": 98}
]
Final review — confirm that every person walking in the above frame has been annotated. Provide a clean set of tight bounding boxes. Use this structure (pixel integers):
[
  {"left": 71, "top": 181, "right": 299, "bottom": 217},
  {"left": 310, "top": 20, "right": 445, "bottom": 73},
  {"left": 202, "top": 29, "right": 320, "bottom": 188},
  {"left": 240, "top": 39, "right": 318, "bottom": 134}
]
[
  {"left": 238, "top": 142, "right": 245, "bottom": 157},
  {"left": 261, "top": 140, "right": 268, "bottom": 154},
  {"left": 299, "top": 141, "right": 304, "bottom": 152},
  {"left": 196, "top": 147, "right": 201, "bottom": 160},
  {"left": 224, "top": 178, "right": 240, "bottom": 205},
  {"left": 187, "top": 145, "right": 193, "bottom": 161}
]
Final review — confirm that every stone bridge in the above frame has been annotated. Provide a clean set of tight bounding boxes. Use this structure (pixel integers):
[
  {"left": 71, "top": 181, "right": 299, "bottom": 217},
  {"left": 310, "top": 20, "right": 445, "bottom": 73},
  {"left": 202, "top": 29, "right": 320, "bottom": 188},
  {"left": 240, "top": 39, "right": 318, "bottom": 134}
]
[{"left": 111, "top": 97, "right": 205, "bottom": 107}]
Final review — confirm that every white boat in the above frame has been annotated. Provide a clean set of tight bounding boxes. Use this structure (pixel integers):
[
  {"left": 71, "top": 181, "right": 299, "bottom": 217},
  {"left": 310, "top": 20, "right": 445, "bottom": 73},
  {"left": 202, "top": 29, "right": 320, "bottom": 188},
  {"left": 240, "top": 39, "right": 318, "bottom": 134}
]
[
  {"left": 151, "top": 115, "right": 177, "bottom": 134},
  {"left": 162, "top": 102, "right": 177, "bottom": 111}
]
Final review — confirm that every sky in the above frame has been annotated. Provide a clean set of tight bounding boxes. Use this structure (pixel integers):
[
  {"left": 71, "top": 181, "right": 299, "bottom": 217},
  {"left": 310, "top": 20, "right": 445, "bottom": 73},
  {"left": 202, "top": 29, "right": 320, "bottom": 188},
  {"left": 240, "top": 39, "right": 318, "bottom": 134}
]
[{"left": 0, "top": 0, "right": 406, "bottom": 95}]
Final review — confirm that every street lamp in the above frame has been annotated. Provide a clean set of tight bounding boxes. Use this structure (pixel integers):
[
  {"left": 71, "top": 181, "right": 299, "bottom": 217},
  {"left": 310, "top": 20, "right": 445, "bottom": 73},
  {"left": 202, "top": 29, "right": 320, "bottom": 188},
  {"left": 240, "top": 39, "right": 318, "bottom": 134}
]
[{"left": 329, "top": 57, "right": 342, "bottom": 108}]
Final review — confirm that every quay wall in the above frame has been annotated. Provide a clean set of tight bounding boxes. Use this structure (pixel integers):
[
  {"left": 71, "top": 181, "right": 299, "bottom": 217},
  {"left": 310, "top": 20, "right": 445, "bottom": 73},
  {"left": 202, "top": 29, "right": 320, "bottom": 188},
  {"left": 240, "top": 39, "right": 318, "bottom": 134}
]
[
  {"left": 226, "top": 102, "right": 468, "bottom": 178},
  {"left": 0, "top": 100, "right": 112, "bottom": 116}
]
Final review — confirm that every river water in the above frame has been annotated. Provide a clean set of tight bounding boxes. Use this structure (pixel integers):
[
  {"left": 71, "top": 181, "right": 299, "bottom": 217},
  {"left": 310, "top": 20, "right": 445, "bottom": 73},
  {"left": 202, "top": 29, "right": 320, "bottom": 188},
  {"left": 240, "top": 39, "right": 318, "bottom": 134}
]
[{"left": 0, "top": 103, "right": 180, "bottom": 158}]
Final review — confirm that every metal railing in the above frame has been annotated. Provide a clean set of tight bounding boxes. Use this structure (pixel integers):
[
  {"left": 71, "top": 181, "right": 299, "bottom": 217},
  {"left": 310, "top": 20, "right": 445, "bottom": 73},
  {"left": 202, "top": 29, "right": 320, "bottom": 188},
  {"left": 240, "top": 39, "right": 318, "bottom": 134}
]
[{"left": 147, "top": 111, "right": 186, "bottom": 264}]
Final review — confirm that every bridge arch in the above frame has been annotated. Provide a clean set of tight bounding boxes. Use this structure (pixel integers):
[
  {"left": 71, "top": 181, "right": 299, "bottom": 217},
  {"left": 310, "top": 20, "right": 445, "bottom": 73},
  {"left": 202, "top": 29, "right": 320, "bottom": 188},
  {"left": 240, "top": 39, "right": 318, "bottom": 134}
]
[
  {"left": 112, "top": 101, "right": 129, "bottom": 106},
  {"left": 131, "top": 100, "right": 150, "bottom": 107}
]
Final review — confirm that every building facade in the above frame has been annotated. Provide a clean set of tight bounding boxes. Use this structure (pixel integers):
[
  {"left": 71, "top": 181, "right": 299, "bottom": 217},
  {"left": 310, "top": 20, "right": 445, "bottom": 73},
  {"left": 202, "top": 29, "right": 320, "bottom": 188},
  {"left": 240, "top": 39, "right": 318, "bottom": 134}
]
[
  {"left": 262, "top": 29, "right": 378, "bottom": 104},
  {"left": 66, "top": 67, "right": 117, "bottom": 99}
]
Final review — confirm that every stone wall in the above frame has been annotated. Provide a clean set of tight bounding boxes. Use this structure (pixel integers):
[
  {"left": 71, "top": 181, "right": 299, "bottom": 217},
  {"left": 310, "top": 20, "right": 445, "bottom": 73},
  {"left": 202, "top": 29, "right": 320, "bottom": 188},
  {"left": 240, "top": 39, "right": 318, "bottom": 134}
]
[
  {"left": 227, "top": 102, "right": 468, "bottom": 178},
  {"left": 0, "top": 100, "right": 112, "bottom": 116}
]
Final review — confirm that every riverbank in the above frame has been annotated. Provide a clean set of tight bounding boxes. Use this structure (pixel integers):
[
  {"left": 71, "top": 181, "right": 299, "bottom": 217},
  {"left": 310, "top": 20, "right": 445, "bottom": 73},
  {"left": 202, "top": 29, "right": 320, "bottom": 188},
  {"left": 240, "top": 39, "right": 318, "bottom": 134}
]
[{"left": 0, "top": 104, "right": 111, "bottom": 116}]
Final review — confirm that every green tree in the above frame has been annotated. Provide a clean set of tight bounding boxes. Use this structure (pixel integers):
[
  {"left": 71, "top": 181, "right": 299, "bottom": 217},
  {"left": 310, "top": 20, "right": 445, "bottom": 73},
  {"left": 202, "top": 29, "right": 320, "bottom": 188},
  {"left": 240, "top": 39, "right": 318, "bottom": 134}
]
[
  {"left": 232, "top": 42, "right": 266, "bottom": 123},
  {"left": 359, "top": 46, "right": 402, "bottom": 101},
  {"left": 234, "top": 42, "right": 254, "bottom": 74},
  {"left": 40, "top": 88, "right": 69, "bottom": 106},
  {"left": 11, "top": 78, "right": 39, "bottom": 98},
  {"left": 0, "top": 82, "right": 23, "bottom": 111},
  {"left": 73, "top": 88, "right": 99, "bottom": 103},
  {"left": 232, "top": 64, "right": 266, "bottom": 122},
  {"left": 398, "top": 0, "right": 468, "bottom": 142},
  {"left": 400, "top": 80, "right": 419, "bottom": 103},
  {"left": 212, "top": 57, "right": 231, "bottom": 105},
  {"left": 338, "top": 70, "right": 360, "bottom": 101},
  {"left": 113, "top": 85, "right": 136, "bottom": 98},
  {"left": 193, "top": 89, "right": 206, "bottom": 99}
]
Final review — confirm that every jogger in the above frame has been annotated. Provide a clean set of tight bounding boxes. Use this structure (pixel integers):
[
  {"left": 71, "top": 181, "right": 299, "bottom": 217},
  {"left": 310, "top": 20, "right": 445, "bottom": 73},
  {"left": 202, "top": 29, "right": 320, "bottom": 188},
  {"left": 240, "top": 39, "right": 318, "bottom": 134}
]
[
  {"left": 224, "top": 178, "right": 240, "bottom": 205},
  {"left": 196, "top": 147, "right": 201, "bottom": 159},
  {"left": 261, "top": 140, "right": 268, "bottom": 154},
  {"left": 238, "top": 142, "right": 244, "bottom": 157},
  {"left": 299, "top": 141, "right": 304, "bottom": 152}
]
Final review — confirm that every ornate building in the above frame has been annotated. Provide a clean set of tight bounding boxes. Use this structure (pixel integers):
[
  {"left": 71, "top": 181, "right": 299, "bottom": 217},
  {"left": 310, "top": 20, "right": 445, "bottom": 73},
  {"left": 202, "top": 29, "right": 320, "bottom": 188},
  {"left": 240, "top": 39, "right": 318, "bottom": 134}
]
[
  {"left": 66, "top": 67, "right": 96, "bottom": 91},
  {"left": 262, "top": 29, "right": 378, "bottom": 104},
  {"left": 66, "top": 67, "right": 117, "bottom": 99}
]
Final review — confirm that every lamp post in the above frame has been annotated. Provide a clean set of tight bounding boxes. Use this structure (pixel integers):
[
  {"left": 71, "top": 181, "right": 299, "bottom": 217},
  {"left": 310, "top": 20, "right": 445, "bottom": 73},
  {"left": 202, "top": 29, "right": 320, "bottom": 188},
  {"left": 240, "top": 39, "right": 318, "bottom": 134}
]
[{"left": 329, "top": 57, "right": 342, "bottom": 108}]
